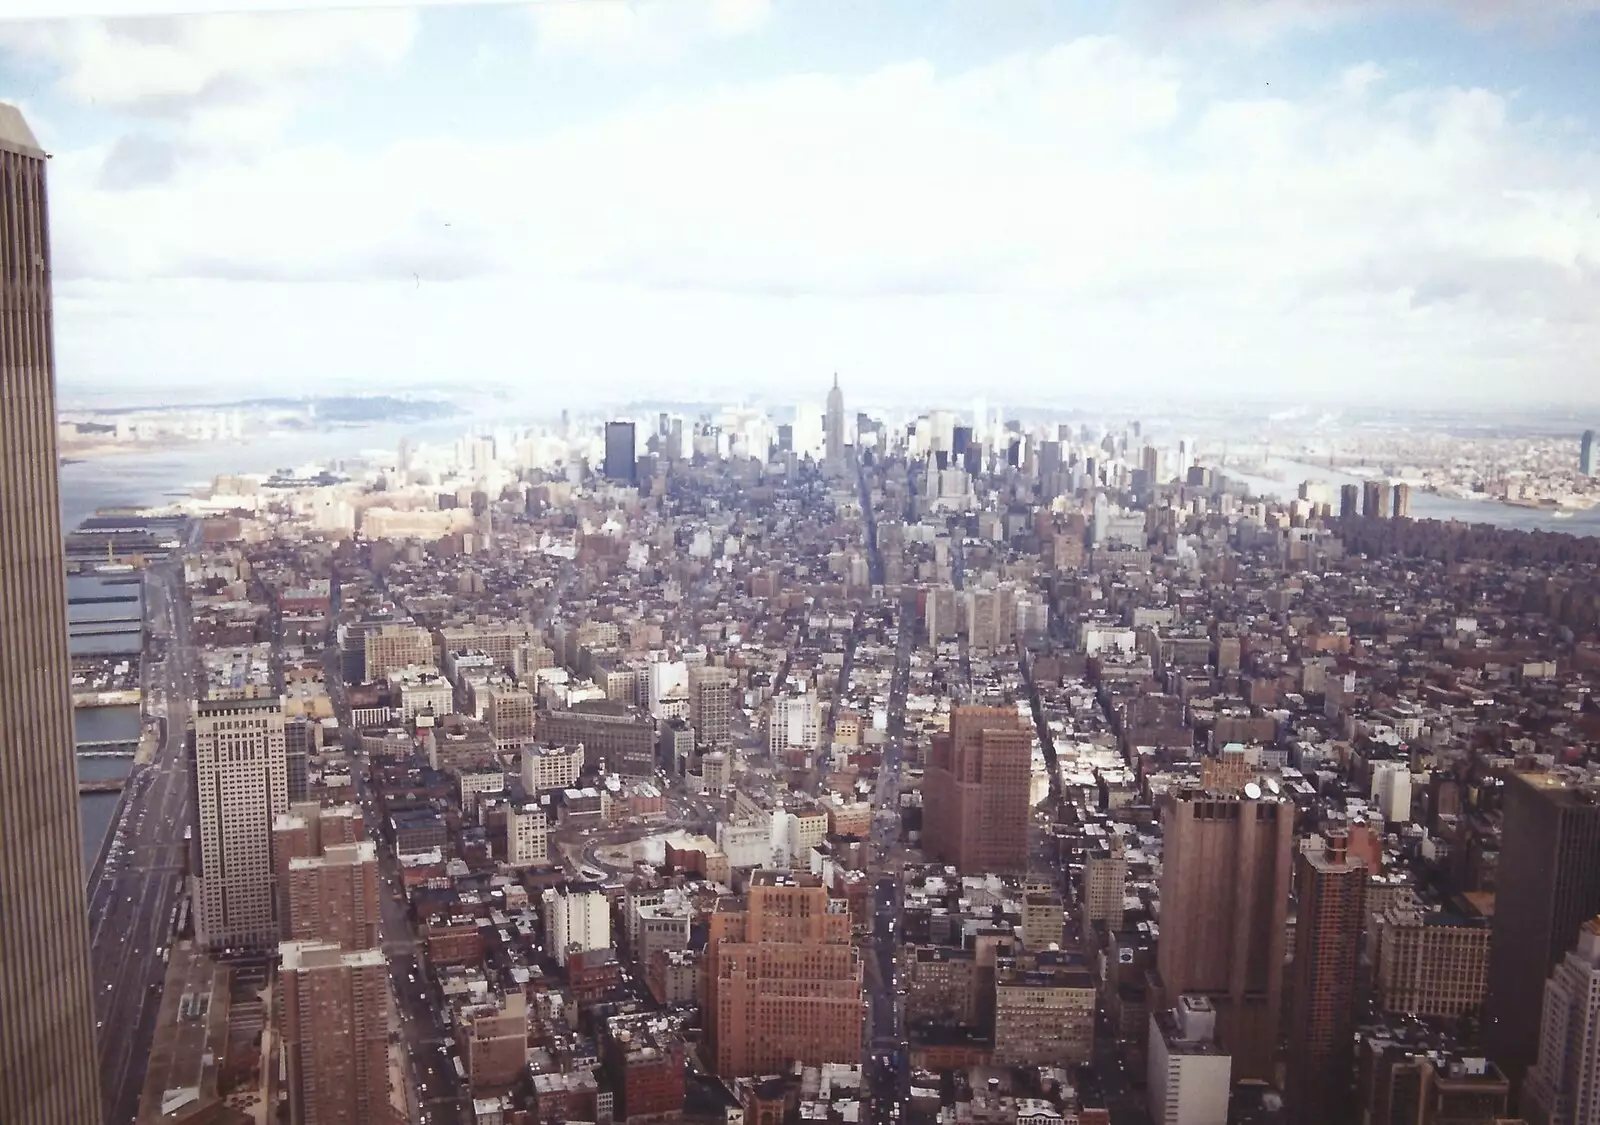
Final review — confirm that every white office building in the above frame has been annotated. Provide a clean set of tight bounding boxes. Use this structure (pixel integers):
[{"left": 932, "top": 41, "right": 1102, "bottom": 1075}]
[
  {"left": 507, "top": 804, "right": 549, "bottom": 868},
  {"left": 1148, "top": 996, "right": 1232, "bottom": 1125},
  {"left": 521, "top": 742, "right": 583, "bottom": 793},
  {"left": 1526, "top": 917, "right": 1600, "bottom": 1125},
  {"left": 193, "top": 696, "right": 290, "bottom": 949},
  {"left": 542, "top": 887, "right": 611, "bottom": 966}
]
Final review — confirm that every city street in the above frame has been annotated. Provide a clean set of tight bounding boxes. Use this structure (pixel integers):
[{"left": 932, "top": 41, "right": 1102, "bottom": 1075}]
[
  {"left": 87, "top": 558, "right": 195, "bottom": 1125},
  {"left": 358, "top": 753, "right": 471, "bottom": 1125}
]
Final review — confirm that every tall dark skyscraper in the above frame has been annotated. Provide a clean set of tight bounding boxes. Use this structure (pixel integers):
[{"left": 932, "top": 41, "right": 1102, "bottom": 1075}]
[
  {"left": 1391, "top": 482, "right": 1411, "bottom": 519},
  {"left": 1582, "top": 429, "right": 1597, "bottom": 476},
  {"left": 1340, "top": 483, "right": 1360, "bottom": 519},
  {"left": 604, "top": 420, "right": 637, "bottom": 485},
  {"left": 1487, "top": 772, "right": 1600, "bottom": 1093},
  {"left": 0, "top": 103, "right": 105, "bottom": 1124}
]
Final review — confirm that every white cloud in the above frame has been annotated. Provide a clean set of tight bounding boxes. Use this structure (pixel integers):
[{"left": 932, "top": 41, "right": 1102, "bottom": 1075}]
[
  {"left": 0, "top": 11, "right": 416, "bottom": 111},
  {"left": 1158, "top": 0, "right": 1600, "bottom": 43},
  {"left": 31, "top": 29, "right": 1600, "bottom": 405},
  {"left": 527, "top": 0, "right": 771, "bottom": 59}
]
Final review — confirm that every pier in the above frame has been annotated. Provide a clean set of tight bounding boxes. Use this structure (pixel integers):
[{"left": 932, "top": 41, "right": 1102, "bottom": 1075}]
[
  {"left": 77, "top": 739, "right": 139, "bottom": 756},
  {"left": 78, "top": 778, "right": 125, "bottom": 794}
]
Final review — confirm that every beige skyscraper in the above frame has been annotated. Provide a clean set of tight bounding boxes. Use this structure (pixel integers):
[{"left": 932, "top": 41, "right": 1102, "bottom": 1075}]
[
  {"left": 0, "top": 103, "right": 105, "bottom": 1124},
  {"left": 192, "top": 696, "right": 289, "bottom": 949}
]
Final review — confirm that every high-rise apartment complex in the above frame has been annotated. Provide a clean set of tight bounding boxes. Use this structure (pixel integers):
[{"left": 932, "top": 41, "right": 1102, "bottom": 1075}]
[
  {"left": 1363, "top": 479, "right": 1392, "bottom": 519},
  {"left": 272, "top": 802, "right": 385, "bottom": 1125},
  {"left": 1392, "top": 482, "right": 1412, "bottom": 519},
  {"left": 192, "top": 696, "right": 290, "bottom": 949},
  {"left": 1486, "top": 773, "right": 1600, "bottom": 1090},
  {"left": 279, "top": 941, "right": 392, "bottom": 1125},
  {"left": 1286, "top": 831, "right": 1368, "bottom": 1125},
  {"left": 704, "top": 871, "right": 864, "bottom": 1078},
  {"left": 1155, "top": 786, "right": 1294, "bottom": 1082},
  {"left": 1581, "top": 429, "right": 1596, "bottom": 476},
  {"left": 1525, "top": 916, "right": 1600, "bottom": 1125},
  {"left": 605, "top": 420, "right": 638, "bottom": 486},
  {"left": 1340, "top": 483, "right": 1360, "bottom": 519},
  {"left": 284, "top": 841, "right": 381, "bottom": 952},
  {"left": 0, "top": 102, "right": 105, "bottom": 1125},
  {"left": 922, "top": 705, "right": 1032, "bottom": 873}
]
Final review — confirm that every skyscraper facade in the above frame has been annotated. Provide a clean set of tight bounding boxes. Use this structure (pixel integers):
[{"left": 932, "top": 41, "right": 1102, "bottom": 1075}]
[
  {"left": 279, "top": 942, "right": 393, "bottom": 1125},
  {"left": 0, "top": 101, "right": 105, "bottom": 1125},
  {"left": 825, "top": 374, "right": 846, "bottom": 468},
  {"left": 285, "top": 841, "right": 381, "bottom": 952},
  {"left": 922, "top": 705, "right": 1033, "bottom": 873},
  {"left": 1286, "top": 831, "right": 1368, "bottom": 1125},
  {"left": 604, "top": 420, "right": 637, "bottom": 486},
  {"left": 1155, "top": 786, "right": 1294, "bottom": 1082},
  {"left": 192, "top": 696, "right": 290, "bottom": 950},
  {"left": 1582, "top": 429, "right": 1597, "bottom": 477},
  {"left": 704, "top": 871, "right": 864, "bottom": 1078},
  {"left": 1524, "top": 916, "right": 1600, "bottom": 1125},
  {"left": 1487, "top": 773, "right": 1600, "bottom": 1091}
]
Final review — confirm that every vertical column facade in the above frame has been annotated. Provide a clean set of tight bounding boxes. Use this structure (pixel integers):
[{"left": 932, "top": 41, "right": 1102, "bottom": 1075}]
[{"left": 0, "top": 103, "right": 104, "bottom": 1125}]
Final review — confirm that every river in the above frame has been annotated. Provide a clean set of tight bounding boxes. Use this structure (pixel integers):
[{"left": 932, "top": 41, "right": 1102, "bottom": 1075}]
[
  {"left": 1221, "top": 458, "right": 1600, "bottom": 539},
  {"left": 64, "top": 413, "right": 490, "bottom": 874}
]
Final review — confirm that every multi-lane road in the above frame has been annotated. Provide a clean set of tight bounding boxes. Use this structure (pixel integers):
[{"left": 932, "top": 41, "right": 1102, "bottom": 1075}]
[{"left": 87, "top": 558, "right": 195, "bottom": 1124}]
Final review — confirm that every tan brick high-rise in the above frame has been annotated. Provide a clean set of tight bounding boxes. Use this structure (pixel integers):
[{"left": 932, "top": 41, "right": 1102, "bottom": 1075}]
[
  {"left": 922, "top": 705, "right": 1032, "bottom": 873},
  {"left": 1286, "top": 832, "right": 1367, "bottom": 1125},
  {"left": 0, "top": 103, "right": 105, "bottom": 1125},
  {"left": 279, "top": 942, "right": 393, "bottom": 1125},
  {"left": 704, "top": 872, "right": 863, "bottom": 1077}
]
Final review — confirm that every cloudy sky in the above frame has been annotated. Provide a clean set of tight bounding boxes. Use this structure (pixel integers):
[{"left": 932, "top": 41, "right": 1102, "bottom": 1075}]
[{"left": 1, "top": 0, "right": 1598, "bottom": 410}]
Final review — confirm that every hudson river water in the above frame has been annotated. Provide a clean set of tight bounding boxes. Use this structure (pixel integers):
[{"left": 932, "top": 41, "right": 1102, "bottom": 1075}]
[{"left": 67, "top": 415, "right": 478, "bottom": 873}]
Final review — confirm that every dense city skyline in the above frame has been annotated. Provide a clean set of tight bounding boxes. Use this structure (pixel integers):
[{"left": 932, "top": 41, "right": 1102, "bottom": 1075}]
[
  {"left": 6, "top": 4, "right": 1600, "bottom": 1125},
  {"left": 0, "top": 0, "right": 1598, "bottom": 405}
]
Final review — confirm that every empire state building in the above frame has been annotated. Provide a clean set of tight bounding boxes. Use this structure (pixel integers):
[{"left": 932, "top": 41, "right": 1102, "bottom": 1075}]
[{"left": 825, "top": 373, "right": 846, "bottom": 471}]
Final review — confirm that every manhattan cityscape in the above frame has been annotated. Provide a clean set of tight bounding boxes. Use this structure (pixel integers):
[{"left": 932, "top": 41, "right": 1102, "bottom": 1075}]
[{"left": 5, "top": 4, "right": 1600, "bottom": 1125}]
